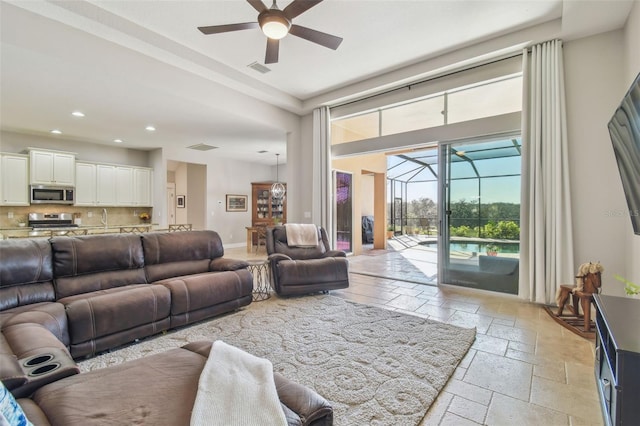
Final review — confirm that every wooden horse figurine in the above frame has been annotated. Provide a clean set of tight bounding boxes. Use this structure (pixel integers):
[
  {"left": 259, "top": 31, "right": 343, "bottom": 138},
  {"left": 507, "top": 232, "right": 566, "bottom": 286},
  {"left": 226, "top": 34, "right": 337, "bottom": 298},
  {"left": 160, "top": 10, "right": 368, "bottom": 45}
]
[{"left": 555, "top": 262, "right": 603, "bottom": 334}]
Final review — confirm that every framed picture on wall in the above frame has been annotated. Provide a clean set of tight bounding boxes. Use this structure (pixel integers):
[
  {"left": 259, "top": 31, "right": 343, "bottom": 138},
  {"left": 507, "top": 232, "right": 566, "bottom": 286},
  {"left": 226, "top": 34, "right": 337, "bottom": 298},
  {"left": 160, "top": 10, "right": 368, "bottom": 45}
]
[
  {"left": 177, "top": 195, "right": 186, "bottom": 208},
  {"left": 226, "top": 194, "right": 247, "bottom": 212}
]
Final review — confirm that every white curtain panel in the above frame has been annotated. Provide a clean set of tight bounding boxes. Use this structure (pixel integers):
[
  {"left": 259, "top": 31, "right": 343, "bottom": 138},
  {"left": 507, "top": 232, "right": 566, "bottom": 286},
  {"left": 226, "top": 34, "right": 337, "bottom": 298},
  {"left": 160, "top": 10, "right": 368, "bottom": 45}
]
[
  {"left": 312, "top": 106, "right": 332, "bottom": 240},
  {"left": 519, "top": 40, "right": 575, "bottom": 304}
]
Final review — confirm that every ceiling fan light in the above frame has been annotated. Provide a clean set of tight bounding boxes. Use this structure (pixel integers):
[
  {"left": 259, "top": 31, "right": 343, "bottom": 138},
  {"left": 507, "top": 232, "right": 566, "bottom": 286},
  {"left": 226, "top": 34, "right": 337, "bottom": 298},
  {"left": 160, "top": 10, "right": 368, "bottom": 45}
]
[
  {"left": 262, "top": 21, "right": 288, "bottom": 39},
  {"left": 258, "top": 10, "right": 290, "bottom": 40}
]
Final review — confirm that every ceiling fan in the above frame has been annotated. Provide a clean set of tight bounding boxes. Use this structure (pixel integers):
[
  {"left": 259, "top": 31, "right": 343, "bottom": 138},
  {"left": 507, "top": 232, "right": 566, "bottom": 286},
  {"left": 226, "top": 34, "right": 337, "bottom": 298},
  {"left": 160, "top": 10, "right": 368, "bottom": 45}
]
[{"left": 197, "top": 0, "right": 343, "bottom": 64}]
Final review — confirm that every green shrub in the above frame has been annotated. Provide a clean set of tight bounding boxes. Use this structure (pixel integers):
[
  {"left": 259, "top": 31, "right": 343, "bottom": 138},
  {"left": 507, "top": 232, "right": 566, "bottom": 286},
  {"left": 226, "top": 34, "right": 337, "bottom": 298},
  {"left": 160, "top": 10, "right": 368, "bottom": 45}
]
[{"left": 484, "top": 221, "right": 520, "bottom": 240}]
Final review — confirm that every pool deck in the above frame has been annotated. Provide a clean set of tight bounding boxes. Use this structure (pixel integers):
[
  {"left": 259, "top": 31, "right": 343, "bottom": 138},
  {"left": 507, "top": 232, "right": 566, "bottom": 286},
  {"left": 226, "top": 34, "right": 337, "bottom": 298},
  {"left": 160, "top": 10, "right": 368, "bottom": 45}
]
[{"left": 350, "top": 234, "right": 520, "bottom": 285}]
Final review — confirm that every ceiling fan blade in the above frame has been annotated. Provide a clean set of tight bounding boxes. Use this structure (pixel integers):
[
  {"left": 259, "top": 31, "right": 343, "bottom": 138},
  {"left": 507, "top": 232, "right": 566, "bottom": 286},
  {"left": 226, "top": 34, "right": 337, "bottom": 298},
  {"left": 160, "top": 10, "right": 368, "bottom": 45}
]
[
  {"left": 198, "top": 22, "right": 258, "bottom": 35},
  {"left": 247, "top": 0, "right": 268, "bottom": 13},
  {"left": 283, "top": 0, "right": 323, "bottom": 20},
  {"left": 289, "top": 25, "right": 343, "bottom": 50},
  {"left": 265, "top": 38, "right": 279, "bottom": 64}
]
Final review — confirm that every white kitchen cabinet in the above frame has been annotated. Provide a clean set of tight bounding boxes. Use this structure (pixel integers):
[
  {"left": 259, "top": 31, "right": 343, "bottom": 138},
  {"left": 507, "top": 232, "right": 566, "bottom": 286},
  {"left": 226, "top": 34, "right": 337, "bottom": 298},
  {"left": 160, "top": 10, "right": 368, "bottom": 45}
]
[
  {"left": 116, "top": 166, "right": 135, "bottom": 206},
  {"left": 96, "top": 164, "right": 116, "bottom": 206},
  {"left": 1, "top": 153, "right": 29, "bottom": 206},
  {"left": 75, "top": 162, "right": 152, "bottom": 207},
  {"left": 29, "top": 149, "right": 75, "bottom": 186},
  {"left": 134, "top": 167, "right": 152, "bottom": 206},
  {"left": 75, "top": 162, "right": 97, "bottom": 206}
]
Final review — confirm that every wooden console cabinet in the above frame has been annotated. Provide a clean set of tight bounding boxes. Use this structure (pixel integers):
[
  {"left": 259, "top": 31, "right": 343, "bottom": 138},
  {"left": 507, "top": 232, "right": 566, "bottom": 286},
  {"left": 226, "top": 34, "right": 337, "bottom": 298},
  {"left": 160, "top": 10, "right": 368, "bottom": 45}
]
[
  {"left": 593, "top": 294, "right": 640, "bottom": 426},
  {"left": 251, "top": 182, "right": 286, "bottom": 227}
]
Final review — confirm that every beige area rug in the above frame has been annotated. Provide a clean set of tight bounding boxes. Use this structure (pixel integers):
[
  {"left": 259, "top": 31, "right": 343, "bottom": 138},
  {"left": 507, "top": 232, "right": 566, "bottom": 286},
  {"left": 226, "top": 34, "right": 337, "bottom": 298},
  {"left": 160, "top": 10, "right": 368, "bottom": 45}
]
[{"left": 78, "top": 295, "right": 476, "bottom": 425}]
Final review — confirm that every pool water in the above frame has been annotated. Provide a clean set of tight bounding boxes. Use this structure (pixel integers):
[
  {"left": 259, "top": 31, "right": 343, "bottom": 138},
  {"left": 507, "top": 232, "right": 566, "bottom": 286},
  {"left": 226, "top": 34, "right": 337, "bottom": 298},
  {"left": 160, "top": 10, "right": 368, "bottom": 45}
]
[{"left": 420, "top": 241, "right": 520, "bottom": 254}]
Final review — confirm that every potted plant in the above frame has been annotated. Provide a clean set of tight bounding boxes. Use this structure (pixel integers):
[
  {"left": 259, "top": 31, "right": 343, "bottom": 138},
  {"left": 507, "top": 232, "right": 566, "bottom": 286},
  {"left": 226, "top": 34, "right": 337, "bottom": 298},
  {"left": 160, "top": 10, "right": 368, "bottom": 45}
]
[
  {"left": 486, "top": 243, "right": 499, "bottom": 256},
  {"left": 387, "top": 225, "right": 395, "bottom": 239},
  {"left": 614, "top": 274, "right": 640, "bottom": 296}
]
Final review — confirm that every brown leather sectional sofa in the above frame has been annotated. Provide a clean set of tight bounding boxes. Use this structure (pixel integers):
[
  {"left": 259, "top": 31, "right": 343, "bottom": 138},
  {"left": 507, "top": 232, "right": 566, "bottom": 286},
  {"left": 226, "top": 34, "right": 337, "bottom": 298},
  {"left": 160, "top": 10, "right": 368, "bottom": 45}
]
[
  {"left": 1, "top": 230, "right": 334, "bottom": 425},
  {"left": 0, "top": 230, "right": 253, "bottom": 397}
]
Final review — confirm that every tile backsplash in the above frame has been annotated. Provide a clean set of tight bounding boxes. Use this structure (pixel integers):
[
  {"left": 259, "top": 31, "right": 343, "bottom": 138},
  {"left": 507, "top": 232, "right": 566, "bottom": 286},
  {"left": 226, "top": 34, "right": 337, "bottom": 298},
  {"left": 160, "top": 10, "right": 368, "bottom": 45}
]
[{"left": 0, "top": 206, "right": 152, "bottom": 228}]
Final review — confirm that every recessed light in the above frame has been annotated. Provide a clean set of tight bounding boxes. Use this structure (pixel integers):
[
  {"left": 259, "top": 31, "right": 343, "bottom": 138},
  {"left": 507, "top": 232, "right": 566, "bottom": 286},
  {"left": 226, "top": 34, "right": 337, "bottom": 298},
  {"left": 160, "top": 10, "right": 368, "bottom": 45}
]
[
  {"left": 71, "top": 111, "right": 85, "bottom": 117},
  {"left": 145, "top": 125, "right": 156, "bottom": 132},
  {"left": 113, "top": 139, "right": 123, "bottom": 143},
  {"left": 50, "top": 129, "right": 62, "bottom": 134}
]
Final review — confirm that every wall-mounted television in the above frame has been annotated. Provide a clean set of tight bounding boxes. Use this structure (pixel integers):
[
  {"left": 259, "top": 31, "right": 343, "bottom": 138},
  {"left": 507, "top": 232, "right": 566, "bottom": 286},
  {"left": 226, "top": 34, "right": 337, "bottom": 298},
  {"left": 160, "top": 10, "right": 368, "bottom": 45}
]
[{"left": 608, "top": 72, "right": 640, "bottom": 235}]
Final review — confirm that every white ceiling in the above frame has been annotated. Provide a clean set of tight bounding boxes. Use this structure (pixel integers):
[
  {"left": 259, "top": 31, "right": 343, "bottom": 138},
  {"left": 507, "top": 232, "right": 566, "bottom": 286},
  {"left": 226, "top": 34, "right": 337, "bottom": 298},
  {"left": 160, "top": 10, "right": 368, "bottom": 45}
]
[{"left": 0, "top": 0, "right": 635, "bottom": 165}]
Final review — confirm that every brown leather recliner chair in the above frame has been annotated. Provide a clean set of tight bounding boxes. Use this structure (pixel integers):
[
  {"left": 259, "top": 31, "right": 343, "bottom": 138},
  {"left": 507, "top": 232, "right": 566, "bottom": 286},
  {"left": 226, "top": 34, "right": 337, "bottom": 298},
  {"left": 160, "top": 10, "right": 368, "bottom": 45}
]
[{"left": 266, "top": 225, "right": 349, "bottom": 296}]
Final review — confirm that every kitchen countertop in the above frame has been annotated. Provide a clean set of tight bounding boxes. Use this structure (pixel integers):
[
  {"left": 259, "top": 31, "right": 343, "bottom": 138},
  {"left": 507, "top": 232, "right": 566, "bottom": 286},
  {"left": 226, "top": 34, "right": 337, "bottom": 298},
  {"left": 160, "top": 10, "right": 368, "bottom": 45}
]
[{"left": 0, "top": 224, "right": 157, "bottom": 239}]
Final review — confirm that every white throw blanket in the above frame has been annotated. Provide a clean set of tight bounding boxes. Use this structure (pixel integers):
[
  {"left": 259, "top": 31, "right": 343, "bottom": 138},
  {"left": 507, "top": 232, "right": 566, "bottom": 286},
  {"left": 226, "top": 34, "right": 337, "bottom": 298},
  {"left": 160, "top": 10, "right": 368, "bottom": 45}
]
[
  {"left": 285, "top": 223, "right": 319, "bottom": 247},
  {"left": 190, "top": 341, "right": 287, "bottom": 426}
]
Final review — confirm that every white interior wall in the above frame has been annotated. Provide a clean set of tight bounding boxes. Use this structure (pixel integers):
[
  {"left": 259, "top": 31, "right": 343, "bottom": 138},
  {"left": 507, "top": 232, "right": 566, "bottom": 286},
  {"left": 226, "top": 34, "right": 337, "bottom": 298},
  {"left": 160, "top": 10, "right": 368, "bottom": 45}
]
[
  {"left": 161, "top": 145, "right": 276, "bottom": 246},
  {"left": 300, "top": 112, "right": 316, "bottom": 224},
  {"left": 0, "top": 130, "right": 150, "bottom": 166},
  {"left": 186, "top": 163, "right": 206, "bottom": 230},
  {"left": 564, "top": 30, "right": 628, "bottom": 297}
]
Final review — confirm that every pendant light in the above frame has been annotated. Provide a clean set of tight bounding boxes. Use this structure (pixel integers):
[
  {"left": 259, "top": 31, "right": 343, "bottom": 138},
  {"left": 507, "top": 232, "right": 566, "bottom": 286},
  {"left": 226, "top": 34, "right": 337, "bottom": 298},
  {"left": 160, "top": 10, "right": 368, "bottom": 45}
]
[{"left": 271, "top": 153, "right": 286, "bottom": 199}]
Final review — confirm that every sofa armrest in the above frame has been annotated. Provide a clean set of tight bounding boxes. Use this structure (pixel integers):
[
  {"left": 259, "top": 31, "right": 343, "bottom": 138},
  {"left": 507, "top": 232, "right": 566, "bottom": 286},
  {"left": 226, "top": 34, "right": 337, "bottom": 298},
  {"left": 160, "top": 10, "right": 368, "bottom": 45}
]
[
  {"left": 2, "top": 323, "right": 68, "bottom": 360},
  {"left": 323, "top": 250, "right": 347, "bottom": 258},
  {"left": 3, "top": 323, "right": 79, "bottom": 398},
  {"left": 274, "top": 372, "right": 333, "bottom": 426},
  {"left": 268, "top": 253, "right": 293, "bottom": 263},
  {"left": 209, "top": 258, "right": 249, "bottom": 272},
  {"left": 0, "top": 353, "right": 27, "bottom": 390}
]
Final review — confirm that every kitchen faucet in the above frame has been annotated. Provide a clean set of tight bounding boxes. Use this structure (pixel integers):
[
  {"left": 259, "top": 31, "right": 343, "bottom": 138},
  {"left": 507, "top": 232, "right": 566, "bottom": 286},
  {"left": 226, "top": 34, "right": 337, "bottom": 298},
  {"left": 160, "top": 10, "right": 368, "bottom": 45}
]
[{"left": 101, "top": 208, "right": 108, "bottom": 229}]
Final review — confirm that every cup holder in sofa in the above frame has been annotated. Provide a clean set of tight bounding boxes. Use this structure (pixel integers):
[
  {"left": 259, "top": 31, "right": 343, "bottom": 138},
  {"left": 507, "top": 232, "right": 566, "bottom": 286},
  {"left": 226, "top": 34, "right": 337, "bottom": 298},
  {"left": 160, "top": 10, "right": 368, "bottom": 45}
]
[
  {"left": 22, "top": 353, "right": 55, "bottom": 367},
  {"left": 13, "top": 349, "right": 80, "bottom": 399},
  {"left": 28, "top": 362, "right": 61, "bottom": 377},
  {"left": 22, "top": 353, "right": 62, "bottom": 377}
]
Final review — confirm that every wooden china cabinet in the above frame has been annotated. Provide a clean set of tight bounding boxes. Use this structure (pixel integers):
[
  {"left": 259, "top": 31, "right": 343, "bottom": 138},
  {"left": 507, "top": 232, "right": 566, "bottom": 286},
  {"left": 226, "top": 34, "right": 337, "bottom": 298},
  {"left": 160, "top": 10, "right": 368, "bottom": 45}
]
[{"left": 251, "top": 182, "right": 286, "bottom": 227}]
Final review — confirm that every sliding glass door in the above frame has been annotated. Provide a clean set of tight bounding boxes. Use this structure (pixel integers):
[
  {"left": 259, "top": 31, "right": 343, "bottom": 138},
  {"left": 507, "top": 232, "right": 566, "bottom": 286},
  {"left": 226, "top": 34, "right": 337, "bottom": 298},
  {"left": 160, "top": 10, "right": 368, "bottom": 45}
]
[{"left": 439, "top": 136, "right": 522, "bottom": 294}]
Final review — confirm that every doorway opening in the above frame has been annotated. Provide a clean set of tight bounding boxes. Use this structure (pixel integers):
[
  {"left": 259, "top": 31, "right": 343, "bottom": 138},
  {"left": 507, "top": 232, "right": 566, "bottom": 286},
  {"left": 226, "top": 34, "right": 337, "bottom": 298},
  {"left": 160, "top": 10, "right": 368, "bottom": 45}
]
[
  {"left": 439, "top": 136, "right": 521, "bottom": 294},
  {"left": 166, "top": 160, "right": 207, "bottom": 230},
  {"left": 343, "top": 135, "right": 521, "bottom": 295}
]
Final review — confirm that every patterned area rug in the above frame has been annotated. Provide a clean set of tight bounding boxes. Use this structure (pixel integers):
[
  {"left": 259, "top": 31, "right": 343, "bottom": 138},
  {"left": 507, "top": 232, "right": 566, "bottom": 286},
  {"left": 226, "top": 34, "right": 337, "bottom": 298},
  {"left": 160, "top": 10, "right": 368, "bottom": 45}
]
[{"left": 79, "top": 295, "right": 476, "bottom": 425}]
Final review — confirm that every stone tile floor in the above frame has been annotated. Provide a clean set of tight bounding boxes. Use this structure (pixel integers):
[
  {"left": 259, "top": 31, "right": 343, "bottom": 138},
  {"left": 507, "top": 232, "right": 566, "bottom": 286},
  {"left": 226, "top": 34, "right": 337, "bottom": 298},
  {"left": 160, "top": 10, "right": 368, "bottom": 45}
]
[{"left": 227, "top": 242, "right": 603, "bottom": 426}]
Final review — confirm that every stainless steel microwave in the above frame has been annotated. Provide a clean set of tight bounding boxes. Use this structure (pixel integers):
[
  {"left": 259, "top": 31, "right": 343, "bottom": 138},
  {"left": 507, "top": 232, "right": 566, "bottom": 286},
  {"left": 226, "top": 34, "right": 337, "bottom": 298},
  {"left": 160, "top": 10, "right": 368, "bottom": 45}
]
[{"left": 30, "top": 185, "right": 75, "bottom": 205}]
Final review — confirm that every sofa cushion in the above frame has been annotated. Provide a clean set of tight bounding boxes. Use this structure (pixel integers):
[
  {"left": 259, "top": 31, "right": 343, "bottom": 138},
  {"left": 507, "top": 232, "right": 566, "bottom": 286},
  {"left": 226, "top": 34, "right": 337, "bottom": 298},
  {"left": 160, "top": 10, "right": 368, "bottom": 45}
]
[
  {"left": 157, "top": 270, "right": 253, "bottom": 316},
  {"left": 142, "top": 231, "right": 224, "bottom": 282},
  {"left": 51, "top": 234, "right": 147, "bottom": 298},
  {"left": 274, "top": 258, "right": 349, "bottom": 287},
  {"left": 0, "top": 333, "right": 26, "bottom": 391},
  {"left": 0, "top": 239, "right": 55, "bottom": 310},
  {"left": 28, "top": 346, "right": 205, "bottom": 425},
  {"left": 62, "top": 284, "right": 171, "bottom": 355}
]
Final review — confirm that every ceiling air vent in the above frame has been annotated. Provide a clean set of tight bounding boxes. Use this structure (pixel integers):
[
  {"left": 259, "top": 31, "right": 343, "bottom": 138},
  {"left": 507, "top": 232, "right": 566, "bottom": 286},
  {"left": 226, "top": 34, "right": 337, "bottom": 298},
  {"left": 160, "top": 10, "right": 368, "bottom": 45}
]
[
  {"left": 247, "top": 62, "right": 271, "bottom": 74},
  {"left": 257, "top": 150, "right": 268, "bottom": 154},
  {"left": 187, "top": 143, "right": 218, "bottom": 151}
]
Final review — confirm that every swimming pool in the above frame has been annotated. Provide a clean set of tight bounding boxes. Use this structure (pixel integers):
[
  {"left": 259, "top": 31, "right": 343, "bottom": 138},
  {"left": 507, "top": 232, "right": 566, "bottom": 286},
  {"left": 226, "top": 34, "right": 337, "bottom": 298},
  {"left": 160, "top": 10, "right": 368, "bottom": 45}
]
[{"left": 420, "top": 240, "right": 520, "bottom": 254}]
